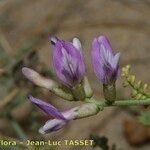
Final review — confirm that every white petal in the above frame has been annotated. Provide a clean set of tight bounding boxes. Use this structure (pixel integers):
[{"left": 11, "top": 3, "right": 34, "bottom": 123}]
[
  {"left": 39, "top": 127, "right": 46, "bottom": 134},
  {"left": 62, "top": 48, "right": 78, "bottom": 75},
  {"left": 72, "top": 37, "right": 82, "bottom": 51},
  {"left": 39, "top": 119, "right": 65, "bottom": 134},
  {"left": 100, "top": 44, "right": 113, "bottom": 65},
  {"left": 50, "top": 37, "right": 57, "bottom": 44},
  {"left": 112, "top": 52, "right": 120, "bottom": 68},
  {"left": 62, "top": 107, "right": 78, "bottom": 119}
]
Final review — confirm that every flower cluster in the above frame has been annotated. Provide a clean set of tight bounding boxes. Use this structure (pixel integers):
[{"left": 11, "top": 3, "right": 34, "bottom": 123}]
[{"left": 22, "top": 35, "right": 120, "bottom": 134}]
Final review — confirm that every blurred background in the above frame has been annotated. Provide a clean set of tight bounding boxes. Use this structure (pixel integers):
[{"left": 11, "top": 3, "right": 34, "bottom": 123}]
[{"left": 0, "top": 0, "right": 150, "bottom": 150}]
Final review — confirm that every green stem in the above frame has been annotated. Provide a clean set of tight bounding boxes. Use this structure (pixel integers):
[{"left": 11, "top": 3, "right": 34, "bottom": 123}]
[
  {"left": 11, "top": 120, "right": 28, "bottom": 140},
  {"left": 86, "top": 98, "right": 150, "bottom": 108}
]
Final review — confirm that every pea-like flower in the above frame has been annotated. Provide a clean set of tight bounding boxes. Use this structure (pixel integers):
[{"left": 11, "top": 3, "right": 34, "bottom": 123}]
[
  {"left": 28, "top": 95, "right": 77, "bottom": 134},
  {"left": 91, "top": 35, "right": 120, "bottom": 85},
  {"left": 51, "top": 37, "right": 85, "bottom": 87},
  {"left": 28, "top": 95, "right": 100, "bottom": 134}
]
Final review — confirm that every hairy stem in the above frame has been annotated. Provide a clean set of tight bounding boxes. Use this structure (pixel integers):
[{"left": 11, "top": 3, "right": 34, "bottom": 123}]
[{"left": 86, "top": 98, "right": 150, "bottom": 108}]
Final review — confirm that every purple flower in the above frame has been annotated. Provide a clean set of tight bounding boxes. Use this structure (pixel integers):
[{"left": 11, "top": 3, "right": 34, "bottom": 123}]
[
  {"left": 28, "top": 95, "right": 77, "bottom": 134},
  {"left": 39, "top": 108, "right": 77, "bottom": 134},
  {"left": 91, "top": 35, "right": 120, "bottom": 84},
  {"left": 51, "top": 37, "right": 85, "bottom": 87}
]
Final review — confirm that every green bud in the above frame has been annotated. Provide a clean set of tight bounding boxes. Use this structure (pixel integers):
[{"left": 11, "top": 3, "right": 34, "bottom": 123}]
[
  {"left": 127, "top": 75, "right": 135, "bottom": 84},
  {"left": 141, "top": 95, "right": 147, "bottom": 100},
  {"left": 135, "top": 80, "right": 142, "bottom": 89},
  {"left": 135, "top": 93, "right": 142, "bottom": 100},
  {"left": 130, "top": 75, "right": 135, "bottom": 84},
  {"left": 131, "top": 89, "right": 138, "bottom": 97},
  {"left": 123, "top": 81, "right": 129, "bottom": 87},
  {"left": 143, "top": 84, "right": 148, "bottom": 93},
  {"left": 121, "top": 65, "right": 131, "bottom": 77}
]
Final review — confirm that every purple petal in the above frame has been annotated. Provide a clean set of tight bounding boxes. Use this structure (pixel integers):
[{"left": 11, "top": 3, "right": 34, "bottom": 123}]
[
  {"left": 91, "top": 35, "right": 120, "bottom": 84},
  {"left": 91, "top": 38, "right": 105, "bottom": 83},
  {"left": 38, "top": 107, "right": 77, "bottom": 134},
  {"left": 39, "top": 119, "right": 66, "bottom": 134},
  {"left": 61, "top": 40, "right": 85, "bottom": 79},
  {"left": 52, "top": 41, "right": 68, "bottom": 85},
  {"left": 28, "top": 95, "right": 65, "bottom": 120},
  {"left": 52, "top": 37, "right": 85, "bottom": 87},
  {"left": 97, "top": 35, "right": 113, "bottom": 53}
]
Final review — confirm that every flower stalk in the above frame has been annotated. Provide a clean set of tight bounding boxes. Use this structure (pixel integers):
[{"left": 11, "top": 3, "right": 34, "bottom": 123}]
[
  {"left": 22, "top": 35, "right": 150, "bottom": 134},
  {"left": 86, "top": 98, "right": 150, "bottom": 107}
]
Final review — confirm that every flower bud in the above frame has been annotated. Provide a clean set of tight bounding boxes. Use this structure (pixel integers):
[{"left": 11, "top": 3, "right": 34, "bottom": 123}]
[
  {"left": 39, "top": 108, "right": 77, "bottom": 134},
  {"left": 28, "top": 96, "right": 101, "bottom": 134},
  {"left": 51, "top": 37, "right": 85, "bottom": 88},
  {"left": 91, "top": 35, "right": 120, "bottom": 85},
  {"left": 28, "top": 95, "right": 77, "bottom": 134},
  {"left": 91, "top": 35, "right": 120, "bottom": 103},
  {"left": 22, "top": 67, "right": 74, "bottom": 101},
  {"left": 22, "top": 67, "right": 58, "bottom": 89}
]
